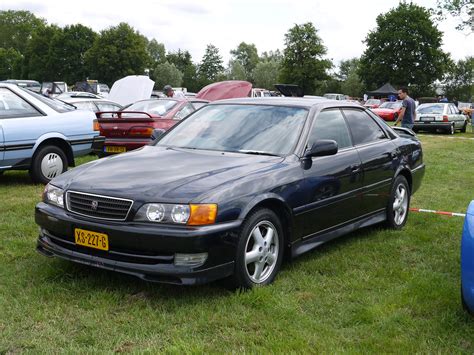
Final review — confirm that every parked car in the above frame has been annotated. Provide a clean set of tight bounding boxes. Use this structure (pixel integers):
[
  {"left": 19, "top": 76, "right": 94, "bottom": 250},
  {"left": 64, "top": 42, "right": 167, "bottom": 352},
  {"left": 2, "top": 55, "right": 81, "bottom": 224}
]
[
  {"left": 2, "top": 79, "right": 42, "bottom": 93},
  {"left": 371, "top": 101, "right": 403, "bottom": 121},
  {"left": 96, "top": 98, "right": 208, "bottom": 155},
  {"left": 58, "top": 94, "right": 123, "bottom": 113},
  {"left": 36, "top": 97, "right": 425, "bottom": 288},
  {"left": 41, "top": 81, "right": 68, "bottom": 97},
  {"left": 413, "top": 102, "right": 468, "bottom": 134},
  {"left": 73, "top": 80, "right": 110, "bottom": 98},
  {"left": 462, "top": 200, "right": 474, "bottom": 315},
  {"left": 0, "top": 83, "right": 102, "bottom": 183},
  {"left": 364, "top": 99, "right": 382, "bottom": 109}
]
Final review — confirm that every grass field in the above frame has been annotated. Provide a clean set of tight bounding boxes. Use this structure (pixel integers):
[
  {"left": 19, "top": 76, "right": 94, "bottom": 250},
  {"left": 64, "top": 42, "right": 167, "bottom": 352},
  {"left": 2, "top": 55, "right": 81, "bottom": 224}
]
[{"left": 1, "top": 129, "right": 474, "bottom": 353}]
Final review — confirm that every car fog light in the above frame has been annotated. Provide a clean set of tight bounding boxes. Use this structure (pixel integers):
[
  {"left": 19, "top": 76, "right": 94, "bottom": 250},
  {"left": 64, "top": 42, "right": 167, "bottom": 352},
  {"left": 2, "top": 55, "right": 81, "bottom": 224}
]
[
  {"left": 174, "top": 253, "right": 208, "bottom": 267},
  {"left": 171, "top": 205, "right": 190, "bottom": 224},
  {"left": 146, "top": 204, "right": 165, "bottom": 222}
]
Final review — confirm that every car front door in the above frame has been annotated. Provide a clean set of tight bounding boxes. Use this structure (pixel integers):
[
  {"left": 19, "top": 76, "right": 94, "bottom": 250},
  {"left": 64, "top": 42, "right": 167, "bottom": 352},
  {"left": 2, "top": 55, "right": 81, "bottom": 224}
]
[
  {"left": 295, "top": 108, "right": 364, "bottom": 237},
  {"left": 342, "top": 108, "right": 397, "bottom": 216}
]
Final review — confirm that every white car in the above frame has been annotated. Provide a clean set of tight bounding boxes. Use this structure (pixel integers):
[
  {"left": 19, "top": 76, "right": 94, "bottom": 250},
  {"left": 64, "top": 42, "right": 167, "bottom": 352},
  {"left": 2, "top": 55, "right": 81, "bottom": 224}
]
[
  {"left": 413, "top": 102, "right": 468, "bottom": 134},
  {"left": 0, "top": 83, "right": 102, "bottom": 183}
]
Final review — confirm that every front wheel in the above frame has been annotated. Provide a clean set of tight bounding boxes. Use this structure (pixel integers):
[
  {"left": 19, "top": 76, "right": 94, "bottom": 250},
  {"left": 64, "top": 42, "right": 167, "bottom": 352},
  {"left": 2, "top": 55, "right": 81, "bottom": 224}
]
[
  {"left": 230, "top": 208, "right": 284, "bottom": 289},
  {"left": 386, "top": 175, "right": 410, "bottom": 229},
  {"left": 30, "top": 145, "right": 68, "bottom": 184}
]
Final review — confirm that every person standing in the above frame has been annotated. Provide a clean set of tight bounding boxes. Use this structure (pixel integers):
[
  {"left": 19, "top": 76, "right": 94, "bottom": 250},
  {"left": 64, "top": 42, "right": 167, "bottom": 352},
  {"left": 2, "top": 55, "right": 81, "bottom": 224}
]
[
  {"left": 394, "top": 87, "right": 416, "bottom": 129},
  {"left": 163, "top": 85, "right": 185, "bottom": 99}
]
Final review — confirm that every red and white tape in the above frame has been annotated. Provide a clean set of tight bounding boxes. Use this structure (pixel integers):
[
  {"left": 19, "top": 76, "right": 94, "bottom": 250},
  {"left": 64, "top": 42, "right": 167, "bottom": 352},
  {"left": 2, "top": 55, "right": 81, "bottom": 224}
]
[{"left": 409, "top": 208, "right": 466, "bottom": 217}]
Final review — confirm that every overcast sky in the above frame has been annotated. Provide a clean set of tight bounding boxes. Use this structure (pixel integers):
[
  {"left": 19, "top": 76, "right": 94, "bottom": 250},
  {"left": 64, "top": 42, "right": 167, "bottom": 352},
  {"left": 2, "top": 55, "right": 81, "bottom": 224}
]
[{"left": 1, "top": 0, "right": 472, "bottom": 68}]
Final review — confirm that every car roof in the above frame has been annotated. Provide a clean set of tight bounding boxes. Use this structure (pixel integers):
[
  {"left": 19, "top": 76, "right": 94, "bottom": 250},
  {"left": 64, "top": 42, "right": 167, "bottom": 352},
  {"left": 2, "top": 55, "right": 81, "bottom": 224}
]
[{"left": 207, "top": 97, "right": 362, "bottom": 109}]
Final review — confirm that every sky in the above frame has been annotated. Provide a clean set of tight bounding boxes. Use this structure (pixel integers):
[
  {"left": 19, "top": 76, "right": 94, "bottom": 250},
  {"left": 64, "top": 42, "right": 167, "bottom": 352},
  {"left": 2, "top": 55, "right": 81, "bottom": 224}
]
[{"left": 1, "top": 0, "right": 472, "bottom": 68}]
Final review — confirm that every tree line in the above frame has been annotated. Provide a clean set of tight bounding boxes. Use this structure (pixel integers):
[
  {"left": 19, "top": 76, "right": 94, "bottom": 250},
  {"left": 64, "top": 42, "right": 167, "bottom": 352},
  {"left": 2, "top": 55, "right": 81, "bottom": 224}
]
[{"left": 0, "top": 2, "right": 472, "bottom": 100}]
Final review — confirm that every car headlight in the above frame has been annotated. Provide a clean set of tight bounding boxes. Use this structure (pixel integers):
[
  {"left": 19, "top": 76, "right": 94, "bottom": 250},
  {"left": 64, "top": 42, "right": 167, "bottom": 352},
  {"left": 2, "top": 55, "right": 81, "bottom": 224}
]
[
  {"left": 43, "top": 184, "right": 64, "bottom": 208},
  {"left": 135, "top": 203, "right": 217, "bottom": 225}
]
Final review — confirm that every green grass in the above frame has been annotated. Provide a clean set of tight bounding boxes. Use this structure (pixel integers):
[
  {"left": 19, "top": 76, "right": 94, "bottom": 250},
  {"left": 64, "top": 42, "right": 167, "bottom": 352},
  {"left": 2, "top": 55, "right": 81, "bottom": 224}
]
[{"left": 1, "top": 136, "right": 474, "bottom": 352}]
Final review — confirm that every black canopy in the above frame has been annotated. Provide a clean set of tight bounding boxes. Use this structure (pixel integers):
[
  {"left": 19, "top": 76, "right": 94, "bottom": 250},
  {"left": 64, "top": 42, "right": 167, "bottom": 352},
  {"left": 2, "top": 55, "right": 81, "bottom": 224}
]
[{"left": 367, "top": 83, "right": 398, "bottom": 96}]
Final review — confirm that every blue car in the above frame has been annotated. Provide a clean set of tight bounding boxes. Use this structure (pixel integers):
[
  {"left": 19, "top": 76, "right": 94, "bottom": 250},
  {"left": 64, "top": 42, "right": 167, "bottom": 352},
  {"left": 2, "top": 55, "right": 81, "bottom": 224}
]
[
  {"left": 462, "top": 201, "right": 474, "bottom": 314},
  {"left": 0, "top": 83, "right": 103, "bottom": 183}
]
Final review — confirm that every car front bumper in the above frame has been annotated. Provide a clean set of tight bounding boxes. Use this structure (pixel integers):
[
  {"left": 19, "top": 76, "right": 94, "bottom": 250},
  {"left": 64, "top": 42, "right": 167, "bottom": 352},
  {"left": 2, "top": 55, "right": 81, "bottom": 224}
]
[
  {"left": 35, "top": 202, "right": 241, "bottom": 285},
  {"left": 462, "top": 201, "right": 474, "bottom": 313}
]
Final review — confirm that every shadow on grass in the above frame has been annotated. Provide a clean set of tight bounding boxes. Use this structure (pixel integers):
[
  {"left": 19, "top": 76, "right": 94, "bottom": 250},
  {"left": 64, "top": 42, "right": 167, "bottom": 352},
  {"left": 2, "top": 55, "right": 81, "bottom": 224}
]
[{"left": 0, "top": 170, "right": 38, "bottom": 186}]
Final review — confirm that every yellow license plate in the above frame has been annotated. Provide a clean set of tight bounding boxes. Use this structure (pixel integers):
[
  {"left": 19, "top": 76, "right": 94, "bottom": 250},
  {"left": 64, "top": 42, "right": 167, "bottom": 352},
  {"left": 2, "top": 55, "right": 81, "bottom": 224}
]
[
  {"left": 74, "top": 228, "right": 109, "bottom": 251},
  {"left": 105, "top": 146, "right": 126, "bottom": 153}
]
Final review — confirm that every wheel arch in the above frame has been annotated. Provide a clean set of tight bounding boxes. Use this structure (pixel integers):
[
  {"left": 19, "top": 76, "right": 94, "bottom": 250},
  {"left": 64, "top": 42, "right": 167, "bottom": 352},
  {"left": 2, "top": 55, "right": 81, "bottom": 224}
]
[
  {"left": 395, "top": 167, "right": 413, "bottom": 193},
  {"left": 240, "top": 195, "right": 294, "bottom": 253},
  {"left": 32, "top": 134, "right": 74, "bottom": 167}
]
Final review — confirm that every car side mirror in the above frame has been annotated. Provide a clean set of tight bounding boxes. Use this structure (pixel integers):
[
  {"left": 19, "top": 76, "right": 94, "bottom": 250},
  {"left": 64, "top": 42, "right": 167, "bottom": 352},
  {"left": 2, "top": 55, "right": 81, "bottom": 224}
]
[
  {"left": 304, "top": 140, "right": 338, "bottom": 158},
  {"left": 150, "top": 128, "right": 166, "bottom": 141}
]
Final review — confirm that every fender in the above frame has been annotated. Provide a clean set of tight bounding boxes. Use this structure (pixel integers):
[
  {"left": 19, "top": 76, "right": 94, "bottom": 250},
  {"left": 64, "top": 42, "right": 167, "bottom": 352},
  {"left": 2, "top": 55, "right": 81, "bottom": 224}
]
[
  {"left": 32, "top": 132, "right": 71, "bottom": 154},
  {"left": 239, "top": 193, "right": 293, "bottom": 220}
]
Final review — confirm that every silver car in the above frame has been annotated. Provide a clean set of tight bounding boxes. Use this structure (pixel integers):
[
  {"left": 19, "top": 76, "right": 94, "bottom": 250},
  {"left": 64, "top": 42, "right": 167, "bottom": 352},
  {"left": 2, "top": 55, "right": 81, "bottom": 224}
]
[{"left": 413, "top": 102, "right": 468, "bottom": 134}]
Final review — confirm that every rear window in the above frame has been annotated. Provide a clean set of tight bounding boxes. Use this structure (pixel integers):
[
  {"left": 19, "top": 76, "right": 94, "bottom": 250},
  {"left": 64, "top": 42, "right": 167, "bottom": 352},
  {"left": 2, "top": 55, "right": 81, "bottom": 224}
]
[
  {"left": 125, "top": 100, "right": 178, "bottom": 116},
  {"left": 417, "top": 104, "right": 445, "bottom": 114}
]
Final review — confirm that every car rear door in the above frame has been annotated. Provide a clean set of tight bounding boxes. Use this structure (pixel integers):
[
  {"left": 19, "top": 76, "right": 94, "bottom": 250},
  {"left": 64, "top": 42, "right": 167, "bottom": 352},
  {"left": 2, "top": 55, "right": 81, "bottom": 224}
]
[
  {"left": 0, "top": 87, "right": 44, "bottom": 168},
  {"left": 342, "top": 108, "right": 396, "bottom": 216},
  {"left": 295, "top": 108, "right": 364, "bottom": 236}
]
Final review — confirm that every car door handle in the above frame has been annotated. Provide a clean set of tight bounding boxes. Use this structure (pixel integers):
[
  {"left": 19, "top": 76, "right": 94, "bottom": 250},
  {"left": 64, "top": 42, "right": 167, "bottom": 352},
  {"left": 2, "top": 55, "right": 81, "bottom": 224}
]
[{"left": 350, "top": 165, "right": 361, "bottom": 173}]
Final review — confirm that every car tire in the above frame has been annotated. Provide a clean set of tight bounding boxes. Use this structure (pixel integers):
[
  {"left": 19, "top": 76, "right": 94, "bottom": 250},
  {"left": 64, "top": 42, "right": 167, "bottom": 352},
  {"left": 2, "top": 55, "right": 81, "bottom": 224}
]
[
  {"left": 386, "top": 175, "right": 410, "bottom": 229},
  {"left": 446, "top": 123, "right": 455, "bottom": 135},
  {"left": 461, "top": 121, "right": 467, "bottom": 133},
  {"left": 393, "top": 113, "right": 398, "bottom": 121},
  {"left": 229, "top": 208, "right": 284, "bottom": 289},
  {"left": 30, "top": 145, "right": 68, "bottom": 184}
]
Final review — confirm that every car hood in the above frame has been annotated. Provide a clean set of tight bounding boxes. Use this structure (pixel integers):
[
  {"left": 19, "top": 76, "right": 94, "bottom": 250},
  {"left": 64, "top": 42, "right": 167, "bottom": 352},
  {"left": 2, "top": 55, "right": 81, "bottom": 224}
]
[
  {"left": 196, "top": 80, "right": 252, "bottom": 101},
  {"left": 55, "top": 146, "right": 283, "bottom": 202},
  {"left": 108, "top": 75, "right": 154, "bottom": 106}
]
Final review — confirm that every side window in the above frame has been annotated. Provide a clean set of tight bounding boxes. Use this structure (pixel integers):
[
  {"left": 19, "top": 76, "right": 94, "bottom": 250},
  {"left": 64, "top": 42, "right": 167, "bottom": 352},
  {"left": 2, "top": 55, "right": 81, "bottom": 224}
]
[
  {"left": 343, "top": 109, "right": 387, "bottom": 145},
  {"left": 174, "top": 103, "right": 195, "bottom": 120},
  {"left": 449, "top": 105, "right": 458, "bottom": 115},
  {"left": 308, "top": 109, "right": 352, "bottom": 150},
  {"left": 0, "top": 88, "right": 41, "bottom": 118}
]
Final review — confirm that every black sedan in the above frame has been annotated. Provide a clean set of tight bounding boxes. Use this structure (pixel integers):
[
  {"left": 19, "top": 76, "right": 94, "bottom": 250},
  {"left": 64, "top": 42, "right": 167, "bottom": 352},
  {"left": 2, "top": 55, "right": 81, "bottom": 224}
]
[{"left": 36, "top": 98, "right": 425, "bottom": 288}]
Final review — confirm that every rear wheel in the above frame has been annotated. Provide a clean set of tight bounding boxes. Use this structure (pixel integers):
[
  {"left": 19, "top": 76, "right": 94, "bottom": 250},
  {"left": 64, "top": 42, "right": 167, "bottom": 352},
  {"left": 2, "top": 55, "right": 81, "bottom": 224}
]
[
  {"left": 229, "top": 208, "right": 284, "bottom": 289},
  {"left": 446, "top": 123, "right": 455, "bottom": 135},
  {"left": 461, "top": 121, "right": 467, "bottom": 133},
  {"left": 30, "top": 145, "right": 68, "bottom": 184},
  {"left": 386, "top": 175, "right": 410, "bottom": 229}
]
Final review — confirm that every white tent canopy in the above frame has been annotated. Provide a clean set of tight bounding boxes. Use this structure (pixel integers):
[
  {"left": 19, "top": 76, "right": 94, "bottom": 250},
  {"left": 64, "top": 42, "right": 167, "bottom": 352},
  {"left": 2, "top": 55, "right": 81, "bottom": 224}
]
[{"left": 108, "top": 75, "right": 154, "bottom": 106}]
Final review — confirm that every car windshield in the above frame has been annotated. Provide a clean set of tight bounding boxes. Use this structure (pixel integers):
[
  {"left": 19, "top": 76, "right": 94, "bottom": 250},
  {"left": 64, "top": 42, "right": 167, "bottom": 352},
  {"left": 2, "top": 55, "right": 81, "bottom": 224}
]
[
  {"left": 417, "top": 104, "right": 445, "bottom": 114},
  {"left": 157, "top": 104, "right": 308, "bottom": 156},
  {"left": 125, "top": 100, "right": 178, "bottom": 116},
  {"left": 365, "top": 99, "right": 380, "bottom": 105},
  {"left": 22, "top": 88, "right": 75, "bottom": 112},
  {"left": 379, "top": 102, "right": 401, "bottom": 109}
]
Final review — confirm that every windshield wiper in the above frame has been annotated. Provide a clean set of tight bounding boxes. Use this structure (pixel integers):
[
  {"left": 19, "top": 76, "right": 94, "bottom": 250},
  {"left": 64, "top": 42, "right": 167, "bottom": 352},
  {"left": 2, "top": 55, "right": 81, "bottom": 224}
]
[{"left": 237, "top": 150, "right": 280, "bottom": 157}]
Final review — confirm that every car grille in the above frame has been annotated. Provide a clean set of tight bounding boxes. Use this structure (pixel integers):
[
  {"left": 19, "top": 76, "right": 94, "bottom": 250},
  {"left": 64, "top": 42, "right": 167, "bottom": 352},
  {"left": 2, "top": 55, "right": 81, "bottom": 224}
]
[{"left": 66, "top": 191, "right": 133, "bottom": 221}]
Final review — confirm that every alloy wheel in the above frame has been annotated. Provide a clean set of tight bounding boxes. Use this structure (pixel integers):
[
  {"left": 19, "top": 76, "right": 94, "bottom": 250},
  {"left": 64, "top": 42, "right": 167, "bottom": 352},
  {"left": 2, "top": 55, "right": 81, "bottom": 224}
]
[
  {"left": 244, "top": 221, "right": 279, "bottom": 284},
  {"left": 392, "top": 183, "right": 408, "bottom": 225}
]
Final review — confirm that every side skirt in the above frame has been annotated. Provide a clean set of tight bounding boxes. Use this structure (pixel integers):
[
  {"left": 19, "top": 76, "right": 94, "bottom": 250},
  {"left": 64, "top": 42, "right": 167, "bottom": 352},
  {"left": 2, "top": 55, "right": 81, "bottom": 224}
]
[{"left": 290, "top": 209, "right": 387, "bottom": 258}]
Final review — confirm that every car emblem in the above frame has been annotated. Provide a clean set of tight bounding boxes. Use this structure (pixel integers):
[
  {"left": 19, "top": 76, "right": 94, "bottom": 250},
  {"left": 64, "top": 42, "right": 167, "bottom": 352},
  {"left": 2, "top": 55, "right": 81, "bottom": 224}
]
[
  {"left": 91, "top": 200, "right": 99, "bottom": 211},
  {"left": 113, "top": 126, "right": 118, "bottom": 130}
]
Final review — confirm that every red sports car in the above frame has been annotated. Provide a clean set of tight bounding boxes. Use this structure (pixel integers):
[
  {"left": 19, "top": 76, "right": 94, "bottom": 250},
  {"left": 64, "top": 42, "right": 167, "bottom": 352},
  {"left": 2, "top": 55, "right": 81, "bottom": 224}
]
[
  {"left": 371, "top": 101, "right": 403, "bottom": 121},
  {"left": 96, "top": 81, "right": 252, "bottom": 155}
]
